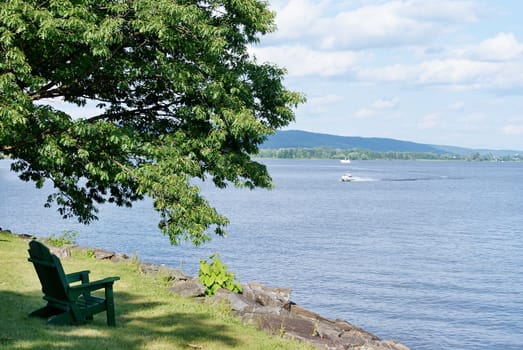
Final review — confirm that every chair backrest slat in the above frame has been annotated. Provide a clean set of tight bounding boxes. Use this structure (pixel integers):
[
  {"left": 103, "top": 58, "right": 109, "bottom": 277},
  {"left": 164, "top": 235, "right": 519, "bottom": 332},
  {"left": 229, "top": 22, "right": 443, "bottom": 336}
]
[{"left": 28, "top": 240, "right": 70, "bottom": 301}]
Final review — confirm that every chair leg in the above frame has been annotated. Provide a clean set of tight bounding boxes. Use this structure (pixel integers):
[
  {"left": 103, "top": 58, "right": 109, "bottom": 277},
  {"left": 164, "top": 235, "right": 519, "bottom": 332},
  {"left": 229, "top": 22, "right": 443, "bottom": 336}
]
[
  {"left": 105, "top": 285, "right": 116, "bottom": 326},
  {"left": 106, "top": 306, "right": 116, "bottom": 326}
]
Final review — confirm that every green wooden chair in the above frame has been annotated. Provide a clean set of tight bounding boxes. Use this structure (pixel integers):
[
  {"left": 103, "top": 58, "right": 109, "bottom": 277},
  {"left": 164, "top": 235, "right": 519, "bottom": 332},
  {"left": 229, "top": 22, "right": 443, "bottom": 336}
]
[{"left": 27, "top": 240, "right": 120, "bottom": 326}]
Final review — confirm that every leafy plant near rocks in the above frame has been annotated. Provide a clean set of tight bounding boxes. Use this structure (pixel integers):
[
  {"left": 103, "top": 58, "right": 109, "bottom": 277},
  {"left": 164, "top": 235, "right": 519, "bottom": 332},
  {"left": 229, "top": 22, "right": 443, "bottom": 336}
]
[
  {"left": 199, "top": 253, "right": 242, "bottom": 296},
  {"left": 46, "top": 230, "right": 78, "bottom": 247},
  {"left": 86, "top": 248, "right": 96, "bottom": 259}
]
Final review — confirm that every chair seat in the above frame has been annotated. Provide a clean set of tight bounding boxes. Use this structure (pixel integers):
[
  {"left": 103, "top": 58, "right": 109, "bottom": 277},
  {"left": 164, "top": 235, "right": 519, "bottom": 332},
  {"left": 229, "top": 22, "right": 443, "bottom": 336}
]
[{"left": 78, "top": 295, "right": 105, "bottom": 309}]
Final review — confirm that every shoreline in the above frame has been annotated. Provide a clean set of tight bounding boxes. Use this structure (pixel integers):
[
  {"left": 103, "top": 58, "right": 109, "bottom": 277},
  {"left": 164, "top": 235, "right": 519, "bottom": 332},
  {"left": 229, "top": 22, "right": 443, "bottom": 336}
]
[{"left": 5, "top": 229, "right": 410, "bottom": 350}]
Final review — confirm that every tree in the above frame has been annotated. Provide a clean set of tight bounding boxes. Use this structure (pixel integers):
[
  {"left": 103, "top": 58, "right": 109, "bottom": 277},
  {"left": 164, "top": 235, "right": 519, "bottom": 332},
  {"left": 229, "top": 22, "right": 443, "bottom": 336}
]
[{"left": 0, "top": 0, "right": 304, "bottom": 245}]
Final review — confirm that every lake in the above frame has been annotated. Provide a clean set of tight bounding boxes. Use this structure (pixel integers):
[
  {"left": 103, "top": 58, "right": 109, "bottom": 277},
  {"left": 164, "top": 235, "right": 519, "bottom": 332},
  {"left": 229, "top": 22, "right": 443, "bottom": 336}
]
[{"left": 1, "top": 159, "right": 522, "bottom": 349}]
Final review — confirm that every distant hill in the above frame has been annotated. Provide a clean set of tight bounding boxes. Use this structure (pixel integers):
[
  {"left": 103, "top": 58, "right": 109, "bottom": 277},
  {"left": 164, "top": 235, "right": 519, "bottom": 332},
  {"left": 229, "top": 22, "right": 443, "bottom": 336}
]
[
  {"left": 429, "top": 144, "right": 521, "bottom": 156},
  {"left": 261, "top": 130, "right": 521, "bottom": 156},
  {"left": 261, "top": 130, "right": 444, "bottom": 153}
]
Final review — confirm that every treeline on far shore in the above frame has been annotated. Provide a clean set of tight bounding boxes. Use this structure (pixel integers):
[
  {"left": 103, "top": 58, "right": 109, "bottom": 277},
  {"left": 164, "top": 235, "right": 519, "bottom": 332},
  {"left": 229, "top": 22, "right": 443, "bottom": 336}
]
[{"left": 256, "top": 148, "right": 523, "bottom": 162}]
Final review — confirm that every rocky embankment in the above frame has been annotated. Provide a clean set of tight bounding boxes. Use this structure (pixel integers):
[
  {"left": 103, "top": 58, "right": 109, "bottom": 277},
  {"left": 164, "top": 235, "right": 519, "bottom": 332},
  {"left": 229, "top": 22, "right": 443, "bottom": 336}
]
[{"left": 14, "top": 232, "right": 409, "bottom": 350}]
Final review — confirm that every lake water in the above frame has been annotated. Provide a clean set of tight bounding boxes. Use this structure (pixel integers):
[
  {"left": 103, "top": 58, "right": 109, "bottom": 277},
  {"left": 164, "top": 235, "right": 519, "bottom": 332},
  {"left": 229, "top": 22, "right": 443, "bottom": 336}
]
[{"left": 1, "top": 159, "right": 522, "bottom": 349}]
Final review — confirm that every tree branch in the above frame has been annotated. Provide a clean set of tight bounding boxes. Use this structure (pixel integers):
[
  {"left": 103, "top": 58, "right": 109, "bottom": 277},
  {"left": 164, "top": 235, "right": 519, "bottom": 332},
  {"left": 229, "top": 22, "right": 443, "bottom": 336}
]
[
  {"left": 84, "top": 104, "right": 172, "bottom": 123},
  {"left": 0, "top": 127, "right": 53, "bottom": 153},
  {"left": 30, "top": 85, "right": 71, "bottom": 101},
  {"left": 29, "top": 81, "right": 60, "bottom": 100}
]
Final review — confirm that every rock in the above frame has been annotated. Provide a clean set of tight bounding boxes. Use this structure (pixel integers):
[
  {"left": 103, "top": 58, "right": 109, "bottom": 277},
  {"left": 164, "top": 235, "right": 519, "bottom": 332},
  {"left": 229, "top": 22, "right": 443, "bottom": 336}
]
[
  {"left": 139, "top": 262, "right": 189, "bottom": 281},
  {"left": 49, "top": 246, "right": 71, "bottom": 258},
  {"left": 209, "top": 285, "right": 396, "bottom": 349},
  {"left": 169, "top": 277, "right": 206, "bottom": 297},
  {"left": 243, "top": 313, "right": 343, "bottom": 349},
  {"left": 210, "top": 289, "right": 257, "bottom": 313},
  {"left": 334, "top": 319, "right": 380, "bottom": 341},
  {"left": 251, "top": 305, "right": 286, "bottom": 315},
  {"left": 315, "top": 320, "right": 342, "bottom": 342},
  {"left": 92, "top": 248, "right": 116, "bottom": 260},
  {"left": 202, "top": 280, "right": 410, "bottom": 349},
  {"left": 379, "top": 340, "right": 411, "bottom": 350},
  {"left": 242, "top": 282, "right": 291, "bottom": 307},
  {"left": 109, "top": 252, "right": 129, "bottom": 262},
  {"left": 290, "top": 304, "right": 328, "bottom": 321}
]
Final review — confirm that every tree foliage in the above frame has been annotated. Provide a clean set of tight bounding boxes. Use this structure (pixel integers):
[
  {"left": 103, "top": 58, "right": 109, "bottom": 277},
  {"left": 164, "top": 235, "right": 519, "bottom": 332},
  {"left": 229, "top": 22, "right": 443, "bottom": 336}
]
[{"left": 0, "top": 0, "right": 304, "bottom": 245}]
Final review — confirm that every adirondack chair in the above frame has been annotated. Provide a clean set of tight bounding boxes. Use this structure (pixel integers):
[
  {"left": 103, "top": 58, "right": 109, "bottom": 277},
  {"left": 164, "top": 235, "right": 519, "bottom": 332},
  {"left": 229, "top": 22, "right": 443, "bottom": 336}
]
[{"left": 27, "top": 240, "right": 120, "bottom": 326}]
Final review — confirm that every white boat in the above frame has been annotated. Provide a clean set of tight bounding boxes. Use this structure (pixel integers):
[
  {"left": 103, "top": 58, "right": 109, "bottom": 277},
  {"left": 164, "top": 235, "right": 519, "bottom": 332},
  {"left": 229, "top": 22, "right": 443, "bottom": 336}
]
[
  {"left": 340, "top": 158, "right": 351, "bottom": 164},
  {"left": 340, "top": 172, "right": 353, "bottom": 182}
]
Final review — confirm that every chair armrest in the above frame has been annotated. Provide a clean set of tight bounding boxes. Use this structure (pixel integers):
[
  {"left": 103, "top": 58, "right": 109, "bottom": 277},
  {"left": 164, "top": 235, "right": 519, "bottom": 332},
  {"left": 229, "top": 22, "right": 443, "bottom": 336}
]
[
  {"left": 69, "top": 277, "right": 120, "bottom": 297},
  {"left": 66, "top": 270, "right": 91, "bottom": 284}
]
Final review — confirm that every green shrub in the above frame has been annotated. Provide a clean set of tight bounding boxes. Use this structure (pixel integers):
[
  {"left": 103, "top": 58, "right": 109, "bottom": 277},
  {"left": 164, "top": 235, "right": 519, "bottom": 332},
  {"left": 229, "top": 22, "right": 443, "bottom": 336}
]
[
  {"left": 46, "top": 230, "right": 79, "bottom": 247},
  {"left": 199, "top": 253, "right": 242, "bottom": 296},
  {"left": 86, "top": 248, "right": 96, "bottom": 259}
]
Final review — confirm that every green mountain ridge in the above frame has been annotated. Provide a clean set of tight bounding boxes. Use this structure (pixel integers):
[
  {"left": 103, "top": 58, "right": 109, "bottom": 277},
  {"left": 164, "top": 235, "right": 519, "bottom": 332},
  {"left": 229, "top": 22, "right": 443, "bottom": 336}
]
[{"left": 262, "top": 130, "right": 521, "bottom": 156}]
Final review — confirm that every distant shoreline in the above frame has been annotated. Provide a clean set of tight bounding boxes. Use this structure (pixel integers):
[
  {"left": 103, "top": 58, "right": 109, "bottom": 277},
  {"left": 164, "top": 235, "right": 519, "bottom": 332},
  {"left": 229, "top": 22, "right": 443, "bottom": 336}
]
[{"left": 255, "top": 148, "right": 522, "bottom": 162}]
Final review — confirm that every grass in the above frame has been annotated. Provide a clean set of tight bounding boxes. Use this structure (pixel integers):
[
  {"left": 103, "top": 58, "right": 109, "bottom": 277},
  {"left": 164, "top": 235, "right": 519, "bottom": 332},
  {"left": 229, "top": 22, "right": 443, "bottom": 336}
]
[{"left": 0, "top": 231, "right": 314, "bottom": 350}]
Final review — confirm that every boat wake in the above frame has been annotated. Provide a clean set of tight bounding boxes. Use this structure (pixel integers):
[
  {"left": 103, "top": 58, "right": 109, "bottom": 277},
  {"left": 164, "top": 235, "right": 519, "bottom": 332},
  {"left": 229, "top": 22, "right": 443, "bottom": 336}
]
[
  {"left": 381, "top": 176, "right": 463, "bottom": 182},
  {"left": 340, "top": 176, "right": 377, "bottom": 182},
  {"left": 341, "top": 175, "right": 463, "bottom": 183}
]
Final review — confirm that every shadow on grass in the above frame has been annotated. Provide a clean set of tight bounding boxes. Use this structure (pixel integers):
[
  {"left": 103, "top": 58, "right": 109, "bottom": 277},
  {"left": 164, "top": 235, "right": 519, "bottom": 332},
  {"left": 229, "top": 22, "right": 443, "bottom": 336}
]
[{"left": 0, "top": 289, "right": 242, "bottom": 349}]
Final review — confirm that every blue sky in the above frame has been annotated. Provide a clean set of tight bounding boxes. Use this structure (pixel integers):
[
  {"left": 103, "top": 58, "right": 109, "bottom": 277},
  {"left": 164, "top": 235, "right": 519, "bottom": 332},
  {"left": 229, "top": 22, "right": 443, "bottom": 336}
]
[{"left": 250, "top": 0, "right": 523, "bottom": 150}]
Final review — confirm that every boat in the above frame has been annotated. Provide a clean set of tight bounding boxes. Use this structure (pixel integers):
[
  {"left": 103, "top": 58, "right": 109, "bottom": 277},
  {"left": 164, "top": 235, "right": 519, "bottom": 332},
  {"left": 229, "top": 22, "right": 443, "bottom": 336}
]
[
  {"left": 340, "top": 158, "right": 353, "bottom": 181},
  {"left": 340, "top": 172, "right": 353, "bottom": 182}
]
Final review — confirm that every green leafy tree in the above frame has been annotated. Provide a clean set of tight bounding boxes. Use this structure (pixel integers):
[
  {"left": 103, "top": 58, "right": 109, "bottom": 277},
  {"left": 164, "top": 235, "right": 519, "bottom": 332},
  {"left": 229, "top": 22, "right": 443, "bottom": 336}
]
[{"left": 0, "top": 0, "right": 304, "bottom": 245}]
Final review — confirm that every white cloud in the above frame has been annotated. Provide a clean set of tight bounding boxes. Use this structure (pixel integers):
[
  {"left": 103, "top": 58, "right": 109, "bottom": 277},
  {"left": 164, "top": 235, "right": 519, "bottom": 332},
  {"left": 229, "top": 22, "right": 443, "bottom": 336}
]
[
  {"left": 269, "top": 0, "right": 483, "bottom": 50},
  {"left": 459, "top": 33, "right": 523, "bottom": 61},
  {"left": 317, "top": 4, "right": 427, "bottom": 49},
  {"left": 501, "top": 117, "right": 523, "bottom": 136},
  {"left": 501, "top": 124, "right": 523, "bottom": 136},
  {"left": 357, "top": 59, "right": 523, "bottom": 90},
  {"left": 418, "top": 113, "right": 440, "bottom": 129},
  {"left": 358, "top": 64, "right": 418, "bottom": 82},
  {"left": 459, "top": 113, "right": 488, "bottom": 123},
  {"left": 397, "top": 0, "right": 481, "bottom": 23},
  {"left": 249, "top": 45, "right": 360, "bottom": 76},
  {"left": 419, "top": 59, "right": 523, "bottom": 90},
  {"left": 449, "top": 101, "right": 465, "bottom": 111},
  {"left": 302, "top": 94, "right": 344, "bottom": 114},
  {"left": 418, "top": 59, "right": 498, "bottom": 85},
  {"left": 353, "top": 96, "right": 399, "bottom": 119},
  {"left": 261, "top": 2, "right": 523, "bottom": 93},
  {"left": 354, "top": 108, "right": 375, "bottom": 119},
  {"left": 371, "top": 97, "right": 400, "bottom": 109},
  {"left": 271, "top": 0, "right": 326, "bottom": 40},
  {"left": 309, "top": 94, "right": 344, "bottom": 105}
]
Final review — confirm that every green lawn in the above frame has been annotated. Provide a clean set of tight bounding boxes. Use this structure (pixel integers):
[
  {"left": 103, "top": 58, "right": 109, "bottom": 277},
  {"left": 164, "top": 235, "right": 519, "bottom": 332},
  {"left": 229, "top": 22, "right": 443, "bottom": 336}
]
[{"left": 0, "top": 231, "right": 313, "bottom": 350}]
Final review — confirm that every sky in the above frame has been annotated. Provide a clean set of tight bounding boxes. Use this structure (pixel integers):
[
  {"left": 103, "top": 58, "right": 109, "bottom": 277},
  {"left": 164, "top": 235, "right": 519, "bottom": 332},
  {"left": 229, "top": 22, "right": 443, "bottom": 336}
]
[{"left": 249, "top": 0, "right": 523, "bottom": 150}]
